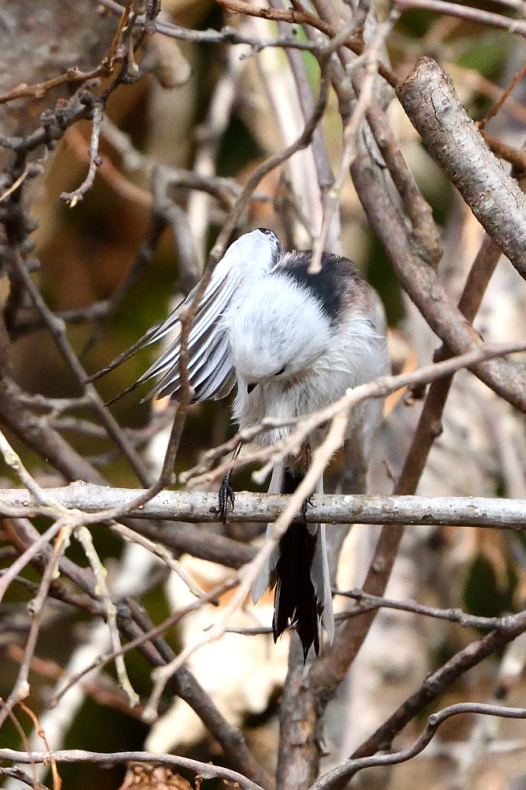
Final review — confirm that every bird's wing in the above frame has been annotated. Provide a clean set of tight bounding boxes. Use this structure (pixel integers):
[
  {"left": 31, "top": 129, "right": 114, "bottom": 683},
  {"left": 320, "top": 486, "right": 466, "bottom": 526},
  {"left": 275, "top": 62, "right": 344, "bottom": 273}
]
[{"left": 106, "top": 229, "right": 282, "bottom": 404}]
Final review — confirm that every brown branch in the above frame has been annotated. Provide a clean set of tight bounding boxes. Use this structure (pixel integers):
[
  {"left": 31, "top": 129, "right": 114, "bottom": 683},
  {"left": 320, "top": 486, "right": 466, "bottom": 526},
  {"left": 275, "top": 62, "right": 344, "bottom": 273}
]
[
  {"left": 395, "top": 0, "right": 526, "bottom": 36},
  {"left": 482, "top": 131, "right": 526, "bottom": 174},
  {"left": 276, "top": 637, "right": 319, "bottom": 790},
  {"left": 60, "top": 102, "right": 105, "bottom": 206},
  {"left": 335, "top": 589, "right": 510, "bottom": 630},
  {"left": 0, "top": 766, "right": 48, "bottom": 790},
  {"left": 364, "top": 97, "right": 442, "bottom": 265},
  {"left": 0, "top": 67, "right": 110, "bottom": 107},
  {"left": 216, "top": 0, "right": 333, "bottom": 37},
  {"left": 0, "top": 748, "right": 265, "bottom": 790},
  {"left": 397, "top": 57, "right": 526, "bottom": 280},
  {"left": 349, "top": 611, "right": 526, "bottom": 762},
  {"left": 313, "top": 700, "right": 526, "bottom": 789}
]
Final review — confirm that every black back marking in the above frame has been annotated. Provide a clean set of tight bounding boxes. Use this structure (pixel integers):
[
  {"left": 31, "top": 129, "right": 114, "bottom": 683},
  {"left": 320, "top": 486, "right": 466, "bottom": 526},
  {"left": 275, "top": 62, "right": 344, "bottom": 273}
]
[{"left": 276, "top": 251, "right": 357, "bottom": 327}]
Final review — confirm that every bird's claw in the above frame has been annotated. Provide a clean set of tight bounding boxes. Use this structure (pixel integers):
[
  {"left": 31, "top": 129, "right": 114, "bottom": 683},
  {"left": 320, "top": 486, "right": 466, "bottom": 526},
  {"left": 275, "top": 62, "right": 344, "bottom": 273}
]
[
  {"left": 301, "top": 495, "right": 314, "bottom": 516},
  {"left": 218, "top": 472, "right": 235, "bottom": 523}
]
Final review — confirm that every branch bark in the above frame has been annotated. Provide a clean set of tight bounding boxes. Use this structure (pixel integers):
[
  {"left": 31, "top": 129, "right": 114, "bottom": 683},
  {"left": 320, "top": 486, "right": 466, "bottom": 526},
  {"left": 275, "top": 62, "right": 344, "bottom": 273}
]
[
  {"left": 397, "top": 57, "right": 526, "bottom": 280},
  {"left": 2, "top": 483, "right": 526, "bottom": 528}
]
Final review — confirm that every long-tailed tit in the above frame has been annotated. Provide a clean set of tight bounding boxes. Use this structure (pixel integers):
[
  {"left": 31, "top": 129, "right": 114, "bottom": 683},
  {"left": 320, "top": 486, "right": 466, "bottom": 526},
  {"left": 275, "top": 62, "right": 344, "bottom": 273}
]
[{"left": 105, "top": 228, "right": 389, "bottom": 657}]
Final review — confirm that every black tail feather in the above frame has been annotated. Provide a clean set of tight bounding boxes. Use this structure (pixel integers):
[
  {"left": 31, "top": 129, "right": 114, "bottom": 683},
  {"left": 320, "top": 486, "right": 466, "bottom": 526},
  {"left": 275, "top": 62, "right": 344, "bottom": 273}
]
[
  {"left": 271, "top": 467, "right": 321, "bottom": 659},
  {"left": 273, "top": 519, "right": 320, "bottom": 659}
]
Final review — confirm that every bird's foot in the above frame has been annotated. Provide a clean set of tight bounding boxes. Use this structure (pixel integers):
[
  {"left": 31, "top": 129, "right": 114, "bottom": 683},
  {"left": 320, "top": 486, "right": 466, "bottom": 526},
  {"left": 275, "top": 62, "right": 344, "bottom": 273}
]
[
  {"left": 301, "top": 495, "right": 314, "bottom": 520},
  {"left": 218, "top": 471, "right": 235, "bottom": 523}
]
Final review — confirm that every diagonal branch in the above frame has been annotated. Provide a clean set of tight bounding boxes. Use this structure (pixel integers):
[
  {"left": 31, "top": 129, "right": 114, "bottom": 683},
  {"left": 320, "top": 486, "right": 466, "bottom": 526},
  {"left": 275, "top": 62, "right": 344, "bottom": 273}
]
[{"left": 397, "top": 57, "right": 526, "bottom": 280}]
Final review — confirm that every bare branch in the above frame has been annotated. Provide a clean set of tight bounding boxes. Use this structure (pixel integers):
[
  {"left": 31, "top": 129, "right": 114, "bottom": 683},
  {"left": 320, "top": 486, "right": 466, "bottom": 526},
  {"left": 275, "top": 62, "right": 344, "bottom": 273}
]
[
  {"left": 60, "top": 102, "right": 105, "bottom": 206},
  {"left": 0, "top": 748, "right": 265, "bottom": 790},
  {"left": 313, "top": 701, "right": 526, "bottom": 789},
  {"left": 397, "top": 57, "right": 526, "bottom": 280},
  {"left": 3, "top": 484, "right": 526, "bottom": 529},
  {"left": 395, "top": 0, "right": 526, "bottom": 36}
]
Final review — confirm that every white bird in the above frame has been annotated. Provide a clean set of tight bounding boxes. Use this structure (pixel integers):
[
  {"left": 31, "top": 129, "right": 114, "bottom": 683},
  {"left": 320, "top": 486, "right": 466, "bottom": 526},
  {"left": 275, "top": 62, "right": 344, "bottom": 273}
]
[{"left": 105, "top": 228, "right": 389, "bottom": 657}]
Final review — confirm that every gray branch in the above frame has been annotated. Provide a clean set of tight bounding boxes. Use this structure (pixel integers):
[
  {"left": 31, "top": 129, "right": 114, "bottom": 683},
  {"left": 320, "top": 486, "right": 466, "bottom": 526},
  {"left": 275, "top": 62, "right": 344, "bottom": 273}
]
[
  {"left": 2, "top": 483, "right": 526, "bottom": 529},
  {"left": 397, "top": 57, "right": 526, "bottom": 279},
  {"left": 0, "top": 749, "right": 263, "bottom": 790}
]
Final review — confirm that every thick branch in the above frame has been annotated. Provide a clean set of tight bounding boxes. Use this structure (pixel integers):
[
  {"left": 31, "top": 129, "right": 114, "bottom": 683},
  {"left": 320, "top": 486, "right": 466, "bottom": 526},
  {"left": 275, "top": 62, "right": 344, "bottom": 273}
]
[
  {"left": 2, "top": 484, "right": 526, "bottom": 528},
  {"left": 397, "top": 57, "right": 526, "bottom": 279},
  {"left": 350, "top": 151, "right": 526, "bottom": 412}
]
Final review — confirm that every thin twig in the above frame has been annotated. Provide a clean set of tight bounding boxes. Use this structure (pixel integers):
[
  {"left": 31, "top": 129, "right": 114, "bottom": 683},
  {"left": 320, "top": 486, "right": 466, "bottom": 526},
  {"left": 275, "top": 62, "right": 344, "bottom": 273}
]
[
  {"left": 0, "top": 748, "right": 265, "bottom": 790},
  {"left": 51, "top": 577, "right": 238, "bottom": 706},
  {"left": 74, "top": 525, "right": 139, "bottom": 707},
  {"left": 395, "top": 0, "right": 526, "bottom": 36},
  {"left": 313, "top": 701, "right": 526, "bottom": 789},
  {"left": 336, "top": 589, "right": 510, "bottom": 630},
  {"left": 61, "top": 102, "right": 104, "bottom": 206}
]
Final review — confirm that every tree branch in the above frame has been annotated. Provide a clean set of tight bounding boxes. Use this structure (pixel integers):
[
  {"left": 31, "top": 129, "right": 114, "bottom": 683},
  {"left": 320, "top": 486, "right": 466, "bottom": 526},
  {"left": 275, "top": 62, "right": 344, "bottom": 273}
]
[
  {"left": 397, "top": 57, "right": 526, "bottom": 280},
  {"left": 2, "top": 483, "right": 526, "bottom": 529}
]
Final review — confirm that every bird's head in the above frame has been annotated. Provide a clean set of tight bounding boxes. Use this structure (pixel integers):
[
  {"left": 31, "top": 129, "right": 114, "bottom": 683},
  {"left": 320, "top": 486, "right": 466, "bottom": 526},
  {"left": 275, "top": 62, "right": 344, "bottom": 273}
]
[{"left": 227, "top": 271, "right": 332, "bottom": 386}]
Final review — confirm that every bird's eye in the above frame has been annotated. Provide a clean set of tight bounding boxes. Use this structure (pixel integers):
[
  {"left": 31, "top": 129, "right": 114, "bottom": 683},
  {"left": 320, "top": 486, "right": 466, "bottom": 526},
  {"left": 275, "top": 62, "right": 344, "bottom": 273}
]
[
  {"left": 247, "top": 382, "right": 257, "bottom": 394},
  {"left": 275, "top": 366, "right": 286, "bottom": 376}
]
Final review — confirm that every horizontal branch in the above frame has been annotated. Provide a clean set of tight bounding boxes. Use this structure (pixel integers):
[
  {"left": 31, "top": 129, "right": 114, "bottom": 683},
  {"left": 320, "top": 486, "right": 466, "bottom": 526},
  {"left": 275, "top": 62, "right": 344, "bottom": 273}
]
[
  {"left": 2, "top": 483, "right": 526, "bottom": 529},
  {"left": 0, "top": 749, "right": 263, "bottom": 790}
]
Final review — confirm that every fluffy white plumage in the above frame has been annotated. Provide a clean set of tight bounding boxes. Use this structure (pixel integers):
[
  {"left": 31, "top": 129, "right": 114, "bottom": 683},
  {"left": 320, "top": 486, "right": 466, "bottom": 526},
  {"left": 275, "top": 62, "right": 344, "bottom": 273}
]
[
  {"left": 123, "top": 228, "right": 389, "bottom": 656},
  {"left": 135, "top": 229, "right": 282, "bottom": 402}
]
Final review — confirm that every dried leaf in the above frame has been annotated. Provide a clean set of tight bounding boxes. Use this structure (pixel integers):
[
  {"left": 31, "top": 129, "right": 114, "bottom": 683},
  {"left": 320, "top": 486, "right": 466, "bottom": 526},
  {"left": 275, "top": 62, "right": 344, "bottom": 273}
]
[{"left": 119, "top": 764, "right": 194, "bottom": 790}]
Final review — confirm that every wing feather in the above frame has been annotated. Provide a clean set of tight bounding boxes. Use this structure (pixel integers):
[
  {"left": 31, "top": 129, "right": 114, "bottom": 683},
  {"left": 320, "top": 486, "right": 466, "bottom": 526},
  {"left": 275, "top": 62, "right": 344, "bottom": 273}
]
[
  {"left": 135, "top": 229, "right": 282, "bottom": 403},
  {"left": 148, "top": 325, "right": 230, "bottom": 401},
  {"left": 198, "top": 349, "right": 236, "bottom": 401}
]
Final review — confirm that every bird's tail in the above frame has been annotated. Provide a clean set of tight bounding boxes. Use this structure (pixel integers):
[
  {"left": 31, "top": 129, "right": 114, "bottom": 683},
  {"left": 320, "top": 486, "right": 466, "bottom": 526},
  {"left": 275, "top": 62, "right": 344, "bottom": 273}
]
[{"left": 252, "top": 464, "right": 334, "bottom": 659}]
